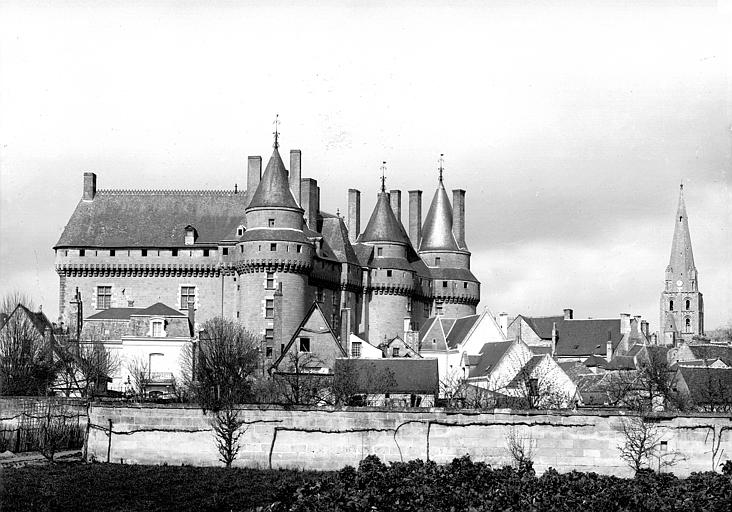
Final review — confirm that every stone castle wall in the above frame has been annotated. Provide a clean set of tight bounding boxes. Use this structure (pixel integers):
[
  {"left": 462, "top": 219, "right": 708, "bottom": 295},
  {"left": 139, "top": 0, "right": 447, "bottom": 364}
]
[{"left": 86, "top": 404, "right": 732, "bottom": 477}]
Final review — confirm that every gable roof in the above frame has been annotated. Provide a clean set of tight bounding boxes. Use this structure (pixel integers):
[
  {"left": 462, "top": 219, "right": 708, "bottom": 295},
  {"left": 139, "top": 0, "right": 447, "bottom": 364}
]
[
  {"left": 334, "top": 358, "right": 439, "bottom": 394},
  {"left": 677, "top": 367, "right": 732, "bottom": 406},
  {"left": 554, "top": 319, "right": 623, "bottom": 358},
  {"left": 468, "top": 341, "right": 515, "bottom": 378},
  {"left": 506, "top": 355, "right": 546, "bottom": 388},
  {"left": 271, "top": 302, "right": 347, "bottom": 371},
  {"left": 320, "top": 216, "right": 359, "bottom": 265},
  {"left": 520, "top": 315, "right": 564, "bottom": 340},
  {"left": 358, "top": 191, "right": 410, "bottom": 245},
  {"left": 686, "top": 345, "right": 732, "bottom": 366},
  {"left": 445, "top": 315, "right": 480, "bottom": 349},
  {"left": 1, "top": 304, "right": 56, "bottom": 337},
  {"left": 247, "top": 147, "right": 301, "bottom": 210},
  {"left": 56, "top": 190, "right": 247, "bottom": 248},
  {"left": 86, "top": 302, "right": 184, "bottom": 321}
]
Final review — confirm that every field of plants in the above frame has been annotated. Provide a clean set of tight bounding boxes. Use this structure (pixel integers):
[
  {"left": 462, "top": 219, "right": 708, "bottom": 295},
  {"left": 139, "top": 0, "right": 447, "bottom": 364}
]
[{"left": 2, "top": 457, "right": 731, "bottom": 512}]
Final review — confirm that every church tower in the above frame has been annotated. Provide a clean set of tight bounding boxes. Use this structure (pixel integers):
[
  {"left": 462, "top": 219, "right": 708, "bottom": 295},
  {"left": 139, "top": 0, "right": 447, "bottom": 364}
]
[{"left": 660, "top": 184, "right": 704, "bottom": 345}]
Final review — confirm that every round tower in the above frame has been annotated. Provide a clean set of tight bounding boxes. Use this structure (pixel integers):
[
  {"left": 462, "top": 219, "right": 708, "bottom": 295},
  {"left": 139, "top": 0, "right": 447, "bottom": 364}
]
[
  {"left": 418, "top": 158, "right": 479, "bottom": 317},
  {"left": 357, "top": 171, "right": 416, "bottom": 344},
  {"left": 236, "top": 142, "right": 313, "bottom": 354}
]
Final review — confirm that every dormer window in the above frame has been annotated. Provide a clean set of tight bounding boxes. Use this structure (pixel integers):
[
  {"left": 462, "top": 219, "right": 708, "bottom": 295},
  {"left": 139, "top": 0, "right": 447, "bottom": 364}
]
[
  {"left": 236, "top": 225, "right": 245, "bottom": 237},
  {"left": 184, "top": 225, "right": 197, "bottom": 246},
  {"left": 151, "top": 319, "right": 165, "bottom": 337},
  {"left": 377, "top": 247, "right": 383, "bottom": 257},
  {"left": 268, "top": 219, "right": 275, "bottom": 227},
  {"left": 435, "top": 257, "right": 441, "bottom": 266}
]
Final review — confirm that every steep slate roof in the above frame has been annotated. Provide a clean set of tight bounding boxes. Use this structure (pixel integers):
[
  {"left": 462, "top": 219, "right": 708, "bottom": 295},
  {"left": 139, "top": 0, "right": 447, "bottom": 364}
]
[
  {"left": 605, "top": 355, "right": 637, "bottom": 371},
  {"left": 56, "top": 190, "right": 247, "bottom": 248},
  {"left": 678, "top": 367, "right": 732, "bottom": 406},
  {"left": 429, "top": 267, "right": 479, "bottom": 283},
  {"left": 468, "top": 341, "right": 514, "bottom": 378},
  {"left": 419, "top": 180, "right": 459, "bottom": 252},
  {"left": 687, "top": 345, "right": 732, "bottom": 366},
  {"left": 506, "top": 355, "right": 546, "bottom": 388},
  {"left": 86, "top": 302, "right": 184, "bottom": 321},
  {"left": 521, "top": 315, "right": 564, "bottom": 340},
  {"left": 247, "top": 147, "right": 300, "bottom": 210},
  {"left": 320, "top": 216, "right": 360, "bottom": 265},
  {"left": 334, "top": 358, "right": 439, "bottom": 395},
  {"left": 445, "top": 314, "right": 480, "bottom": 349},
  {"left": 583, "top": 355, "right": 609, "bottom": 368},
  {"left": 358, "top": 191, "right": 411, "bottom": 245},
  {"left": 554, "top": 319, "right": 623, "bottom": 358}
]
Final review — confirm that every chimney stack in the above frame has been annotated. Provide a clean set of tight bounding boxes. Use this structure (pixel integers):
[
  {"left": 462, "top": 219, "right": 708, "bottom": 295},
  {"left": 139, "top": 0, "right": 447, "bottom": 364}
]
[
  {"left": 390, "top": 190, "right": 402, "bottom": 226},
  {"left": 187, "top": 299, "right": 196, "bottom": 336},
  {"left": 641, "top": 320, "right": 650, "bottom": 338},
  {"left": 606, "top": 329, "right": 613, "bottom": 361},
  {"left": 289, "top": 150, "right": 302, "bottom": 206},
  {"left": 563, "top": 308, "right": 573, "bottom": 320},
  {"left": 301, "top": 178, "right": 320, "bottom": 230},
  {"left": 408, "top": 190, "right": 422, "bottom": 249},
  {"left": 347, "top": 189, "right": 361, "bottom": 243},
  {"left": 452, "top": 189, "right": 466, "bottom": 249},
  {"left": 246, "top": 156, "right": 262, "bottom": 203},
  {"left": 551, "top": 322, "right": 558, "bottom": 357},
  {"left": 620, "top": 313, "right": 631, "bottom": 335},
  {"left": 340, "top": 308, "right": 352, "bottom": 354},
  {"left": 498, "top": 312, "right": 509, "bottom": 337},
  {"left": 83, "top": 172, "right": 97, "bottom": 201},
  {"left": 403, "top": 316, "right": 411, "bottom": 341}
]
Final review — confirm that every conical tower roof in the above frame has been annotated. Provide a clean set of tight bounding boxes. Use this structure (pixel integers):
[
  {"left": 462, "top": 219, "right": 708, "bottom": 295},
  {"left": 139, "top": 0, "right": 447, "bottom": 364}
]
[
  {"left": 247, "top": 147, "right": 300, "bottom": 210},
  {"left": 668, "top": 184, "right": 695, "bottom": 273},
  {"left": 419, "top": 180, "right": 459, "bottom": 252},
  {"left": 358, "top": 191, "right": 410, "bottom": 245}
]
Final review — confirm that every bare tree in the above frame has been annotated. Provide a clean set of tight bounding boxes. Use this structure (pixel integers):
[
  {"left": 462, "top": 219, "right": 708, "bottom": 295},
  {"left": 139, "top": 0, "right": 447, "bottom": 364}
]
[
  {"left": 0, "top": 297, "right": 58, "bottom": 396},
  {"left": 617, "top": 415, "right": 685, "bottom": 473},
  {"left": 275, "top": 351, "right": 331, "bottom": 406},
  {"left": 491, "top": 352, "right": 573, "bottom": 410},
  {"left": 181, "top": 317, "right": 259, "bottom": 468},
  {"left": 505, "top": 425, "right": 535, "bottom": 475},
  {"left": 126, "top": 355, "right": 150, "bottom": 402},
  {"left": 57, "top": 339, "right": 120, "bottom": 398}
]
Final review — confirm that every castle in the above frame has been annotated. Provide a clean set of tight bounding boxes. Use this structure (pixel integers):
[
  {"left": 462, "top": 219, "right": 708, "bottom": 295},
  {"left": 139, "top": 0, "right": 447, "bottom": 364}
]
[{"left": 54, "top": 133, "right": 480, "bottom": 360}]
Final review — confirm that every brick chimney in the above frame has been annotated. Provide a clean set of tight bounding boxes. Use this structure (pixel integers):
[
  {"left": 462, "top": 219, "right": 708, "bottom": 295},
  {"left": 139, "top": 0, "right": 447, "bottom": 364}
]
[
  {"left": 289, "top": 150, "right": 301, "bottom": 206},
  {"left": 452, "top": 189, "right": 466, "bottom": 249},
  {"left": 620, "top": 313, "right": 631, "bottom": 335},
  {"left": 83, "top": 172, "right": 97, "bottom": 201},
  {"left": 408, "top": 190, "right": 422, "bottom": 249},
  {"left": 301, "top": 178, "right": 319, "bottom": 230},
  {"left": 347, "top": 189, "right": 361, "bottom": 243},
  {"left": 641, "top": 320, "right": 650, "bottom": 338},
  {"left": 563, "top": 308, "right": 573, "bottom": 320},
  {"left": 390, "top": 190, "right": 402, "bottom": 226}
]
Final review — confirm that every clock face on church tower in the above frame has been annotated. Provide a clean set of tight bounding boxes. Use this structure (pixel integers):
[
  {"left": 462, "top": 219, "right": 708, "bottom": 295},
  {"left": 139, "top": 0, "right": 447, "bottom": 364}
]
[{"left": 676, "top": 280, "right": 683, "bottom": 287}]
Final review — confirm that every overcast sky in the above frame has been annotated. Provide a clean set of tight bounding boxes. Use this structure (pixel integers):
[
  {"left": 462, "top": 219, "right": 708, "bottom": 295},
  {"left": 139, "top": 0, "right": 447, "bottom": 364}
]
[{"left": 1, "top": 0, "right": 730, "bottom": 331}]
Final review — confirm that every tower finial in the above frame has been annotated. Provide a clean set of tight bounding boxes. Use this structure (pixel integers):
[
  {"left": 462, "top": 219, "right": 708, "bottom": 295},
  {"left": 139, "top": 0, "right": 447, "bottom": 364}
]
[
  {"left": 380, "top": 161, "right": 387, "bottom": 192},
  {"left": 273, "top": 114, "right": 280, "bottom": 149},
  {"left": 438, "top": 153, "right": 445, "bottom": 183}
]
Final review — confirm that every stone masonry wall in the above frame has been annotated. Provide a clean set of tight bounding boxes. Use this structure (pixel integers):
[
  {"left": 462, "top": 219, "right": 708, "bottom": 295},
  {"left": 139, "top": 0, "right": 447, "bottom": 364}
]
[{"left": 87, "top": 404, "right": 732, "bottom": 477}]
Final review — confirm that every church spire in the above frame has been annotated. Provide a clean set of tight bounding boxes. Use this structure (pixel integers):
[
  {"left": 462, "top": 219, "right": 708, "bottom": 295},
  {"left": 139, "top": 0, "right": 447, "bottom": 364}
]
[{"left": 668, "top": 182, "right": 696, "bottom": 276}]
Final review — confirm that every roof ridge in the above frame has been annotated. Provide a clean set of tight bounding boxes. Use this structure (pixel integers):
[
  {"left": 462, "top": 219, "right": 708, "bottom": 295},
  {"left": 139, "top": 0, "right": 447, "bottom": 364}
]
[{"left": 98, "top": 189, "right": 238, "bottom": 196}]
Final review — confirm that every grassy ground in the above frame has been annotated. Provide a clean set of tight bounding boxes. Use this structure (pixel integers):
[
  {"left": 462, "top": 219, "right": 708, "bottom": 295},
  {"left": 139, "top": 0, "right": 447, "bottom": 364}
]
[{"left": 0, "top": 462, "right": 324, "bottom": 512}]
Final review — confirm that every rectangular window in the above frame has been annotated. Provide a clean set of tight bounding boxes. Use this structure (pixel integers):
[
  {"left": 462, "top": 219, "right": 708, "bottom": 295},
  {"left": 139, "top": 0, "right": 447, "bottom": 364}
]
[
  {"left": 464, "top": 282, "right": 468, "bottom": 288},
  {"left": 280, "top": 343, "right": 285, "bottom": 355},
  {"left": 141, "top": 249, "right": 147, "bottom": 257},
  {"left": 435, "top": 257, "right": 440, "bottom": 266},
  {"left": 424, "top": 302, "right": 429, "bottom": 316},
  {"left": 377, "top": 247, "right": 383, "bottom": 257},
  {"left": 203, "top": 249, "right": 209, "bottom": 257},
  {"left": 392, "top": 347, "right": 400, "bottom": 357},
  {"left": 266, "top": 272, "right": 275, "bottom": 289},
  {"left": 299, "top": 338, "right": 311, "bottom": 353},
  {"left": 79, "top": 249, "right": 85, "bottom": 257},
  {"left": 265, "top": 299, "right": 274, "bottom": 318},
  {"left": 316, "top": 288, "right": 324, "bottom": 302},
  {"left": 270, "top": 243, "right": 277, "bottom": 251},
  {"left": 436, "top": 301, "right": 443, "bottom": 316},
  {"left": 265, "top": 328, "right": 274, "bottom": 343},
  {"left": 386, "top": 270, "right": 392, "bottom": 277},
  {"left": 96, "top": 286, "right": 112, "bottom": 310},
  {"left": 223, "top": 248, "right": 228, "bottom": 256},
  {"left": 236, "top": 311, "right": 240, "bottom": 318},
  {"left": 268, "top": 219, "right": 275, "bottom": 227},
  {"left": 180, "top": 286, "right": 195, "bottom": 309},
  {"left": 265, "top": 346, "right": 273, "bottom": 358},
  {"left": 110, "top": 249, "right": 115, "bottom": 257},
  {"left": 332, "top": 293, "right": 338, "bottom": 306},
  {"left": 443, "top": 281, "right": 448, "bottom": 288},
  {"left": 351, "top": 342, "right": 361, "bottom": 358},
  {"left": 172, "top": 249, "right": 178, "bottom": 257},
  {"left": 296, "top": 244, "right": 302, "bottom": 253},
  {"left": 407, "top": 298, "right": 412, "bottom": 313},
  {"left": 152, "top": 321, "right": 163, "bottom": 337}
]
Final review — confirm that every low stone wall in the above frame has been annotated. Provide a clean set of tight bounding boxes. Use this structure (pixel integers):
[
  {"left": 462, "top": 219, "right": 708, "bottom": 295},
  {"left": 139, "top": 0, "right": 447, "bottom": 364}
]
[
  {"left": 0, "top": 397, "right": 88, "bottom": 453},
  {"left": 86, "top": 404, "right": 732, "bottom": 477}
]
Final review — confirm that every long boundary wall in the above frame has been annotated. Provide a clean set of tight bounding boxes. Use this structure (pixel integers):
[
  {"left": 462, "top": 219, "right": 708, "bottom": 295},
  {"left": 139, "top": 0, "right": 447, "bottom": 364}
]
[{"left": 86, "top": 404, "right": 732, "bottom": 477}]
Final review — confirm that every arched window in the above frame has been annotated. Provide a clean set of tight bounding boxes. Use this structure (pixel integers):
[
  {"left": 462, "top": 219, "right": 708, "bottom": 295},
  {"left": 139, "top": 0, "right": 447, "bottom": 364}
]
[
  {"left": 685, "top": 318, "right": 691, "bottom": 333},
  {"left": 669, "top": 300, "right": 674, "bottom": 311},
  {"left": 685, "top": 299, "right": 690, "bottom": 310}
]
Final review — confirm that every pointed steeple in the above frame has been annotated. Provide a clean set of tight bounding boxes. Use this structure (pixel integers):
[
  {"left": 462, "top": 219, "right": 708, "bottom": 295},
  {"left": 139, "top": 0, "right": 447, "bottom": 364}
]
[
  {"left": 419, "top": 160, "right": 459, "bottom": 252},
  {"left": 358, "top": 166, "right": 410, "bottom": 245},
  {"left": 247, "top": 146, "right": 300, "bottom": 210},
  {"left": 668, "top": 183, "right": 696, "bottom": 275}
]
